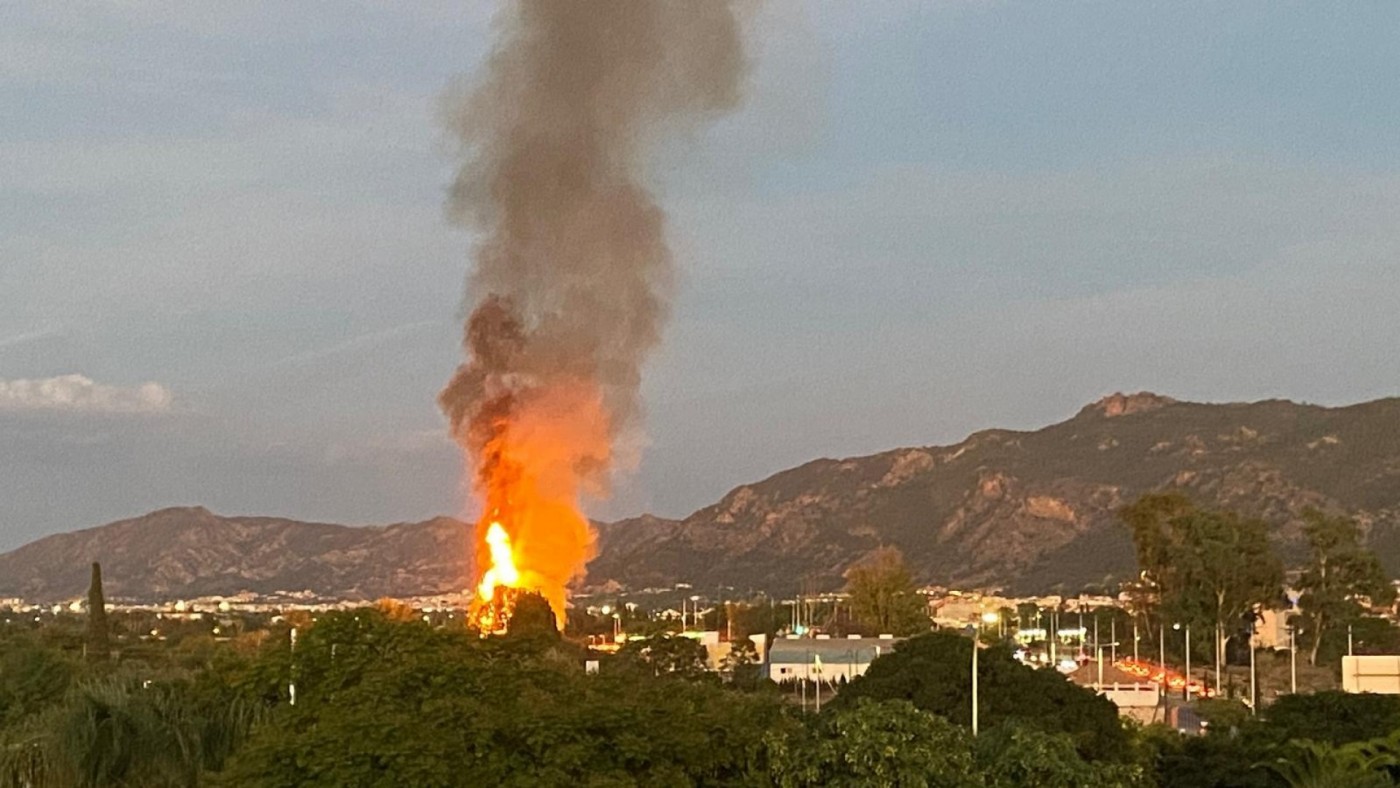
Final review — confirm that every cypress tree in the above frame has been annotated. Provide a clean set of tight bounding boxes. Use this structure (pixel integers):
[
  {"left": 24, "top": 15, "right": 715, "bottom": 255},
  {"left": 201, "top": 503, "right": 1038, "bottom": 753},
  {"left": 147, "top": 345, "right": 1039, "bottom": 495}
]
[{"left": 87, "top": 561, "right": 110, "bottom": 663}]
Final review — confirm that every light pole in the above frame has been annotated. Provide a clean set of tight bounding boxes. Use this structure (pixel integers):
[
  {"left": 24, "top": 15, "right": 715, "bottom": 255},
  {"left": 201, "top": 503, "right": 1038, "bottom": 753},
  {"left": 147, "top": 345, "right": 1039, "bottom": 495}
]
[
  {"left": 1174, "top": 623, "right": 1191, "bottom": 700},
  {"left": 1248, "top": 620, "right": 1257, "bottom": 715},
  {"left": 1289, "top": 623, "right": 1298, "bottom": 694},
  {"left": 1215, "top": 622, "right": 1222, "bottom": 698},
  {"left": 1110, "top": 617, "right": 1117, "bottom": 666},
  {"left": 971, "top": 634, "right": 979, "bottom": 736}
]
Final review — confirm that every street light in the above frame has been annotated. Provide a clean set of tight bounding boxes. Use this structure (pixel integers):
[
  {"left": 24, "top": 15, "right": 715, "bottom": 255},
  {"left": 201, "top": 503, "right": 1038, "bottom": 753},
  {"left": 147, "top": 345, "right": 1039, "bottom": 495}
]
[
  {"left": 1173, "top": 623, "right": 1192, "bottom": 700},
  {"left": 970, "top": 625, "right": 981, "bottom": 737}
]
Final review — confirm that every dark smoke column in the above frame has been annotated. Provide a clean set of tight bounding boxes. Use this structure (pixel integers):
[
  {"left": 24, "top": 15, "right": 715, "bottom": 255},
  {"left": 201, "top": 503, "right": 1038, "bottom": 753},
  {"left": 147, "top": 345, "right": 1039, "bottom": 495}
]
[{"left": 440, "top": 1, "right": 750, "bottom": 623}]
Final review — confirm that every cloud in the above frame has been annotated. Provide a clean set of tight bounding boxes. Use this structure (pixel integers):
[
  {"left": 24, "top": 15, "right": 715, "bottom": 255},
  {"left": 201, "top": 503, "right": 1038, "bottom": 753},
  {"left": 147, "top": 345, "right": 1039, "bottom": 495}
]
[
  {"left": 0, "top": 327, "right": 61, "bottom": 351},
  {"left": 0, "top": 374, "right": 172, "bottom": 414}
]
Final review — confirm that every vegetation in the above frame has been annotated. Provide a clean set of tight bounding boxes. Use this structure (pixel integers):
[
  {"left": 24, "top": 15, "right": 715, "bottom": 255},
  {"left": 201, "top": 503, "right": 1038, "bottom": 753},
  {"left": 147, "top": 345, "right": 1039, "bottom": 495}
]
[
  {"left": 832, "top": 632, "right": 1128, "bottom": 762},
  {"left": 85, "top": 563, "right": 109, "bottom": 665},
  {"left": 5, "top": 567, "right": 1400, "bottom": 786},
  {"left": 1123, "top": 493, "right": 1283, "bottom": 659},
  {"left": 842, "top": 546, "right": 930, "bottom": 636},
  {"left": 1297, "top": 509, "right": 1396, "bottom": 665}
]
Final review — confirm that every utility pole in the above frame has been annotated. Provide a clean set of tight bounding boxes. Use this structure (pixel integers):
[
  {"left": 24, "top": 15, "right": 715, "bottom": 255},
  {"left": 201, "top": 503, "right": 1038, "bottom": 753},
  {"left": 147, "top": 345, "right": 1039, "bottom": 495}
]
[
  {"left": 1290, "top": 625, "right": 1298, "bottom": 694},
  {"left": 801, "top": 650, "right": 808, "bottom": 713},
  {"left": 1185, "top": 625, "right": 1192, "bottom": 700},
  {"left": 1111, "top": 618, "right": 1117, "bottom": 666},
  {"left": 971, "top": 633, "right": 979, "bottom": 736},
  {"left": 1249, "top": 623, "right": 1257, "bottom": 716},
  {"left": 1215, "top": 622, "right": 1222, "bottom": 698}
]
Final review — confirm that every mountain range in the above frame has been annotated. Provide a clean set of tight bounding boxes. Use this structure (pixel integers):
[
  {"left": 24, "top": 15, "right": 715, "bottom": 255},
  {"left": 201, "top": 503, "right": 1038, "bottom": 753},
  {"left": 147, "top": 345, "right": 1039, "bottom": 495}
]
[{"left": 2, "top": 393, "right": 1398, "bottom": 602}]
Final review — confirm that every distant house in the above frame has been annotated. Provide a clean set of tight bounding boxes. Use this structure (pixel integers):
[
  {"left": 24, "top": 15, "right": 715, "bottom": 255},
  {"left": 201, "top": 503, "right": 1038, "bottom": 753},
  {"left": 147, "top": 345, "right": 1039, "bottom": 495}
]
[
  {"left": 1069, "top": 661, "right": 1161, "bottom": 725},
  {"left": 765, "top": 635, "right": 898, "bottom": 684}
]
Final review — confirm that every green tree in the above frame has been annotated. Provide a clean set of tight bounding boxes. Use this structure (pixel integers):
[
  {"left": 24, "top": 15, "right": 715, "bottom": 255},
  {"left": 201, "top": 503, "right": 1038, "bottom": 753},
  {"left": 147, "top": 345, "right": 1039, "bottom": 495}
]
[
  {"left": 86, "top": 562, "right": 110, "bottom": 665},
  {"left": 974, "top": 724, "right": 1146, "bottom": 788},
  {"left": 219, "top": 610, "right": 796, "bottom": 786},
  {"left": 769, "top": 698, "right": 981, "bottom": 788},
  {"left": 0, "top": 637, "right": 78, "bottom": 730},
  {"left": 1260, "top": 692, "right": 1400, "bottom": 748},
  {"left": 1266, "top": 738, "right": 1396, "bottom": 788},
  {"left": 617, "top": 634, "right": 710, "bottom": 679},
  {"left": 504, "top": 591, "right": 560, "bottom": 641},
  {"left": 1140, "top": 722, "right": 1277, "bottom": 788},
  {"left": 0, "top": 675, "right": 256, "bottom": 788},
  {"left": 833, "top": 632, "right": 1127, "bottom": 762},
  {"left": 844, "top": 546, "right": 929, "bottom": 636},
  {"left": 722, "top": 637, "right": 763, "bottom": 689},
  {"left": 1121, "top": 494, "right": 1282, "bottom": 662},
  {"left": 1297, "top": 509, "right": 1395, "bottom": 666}
]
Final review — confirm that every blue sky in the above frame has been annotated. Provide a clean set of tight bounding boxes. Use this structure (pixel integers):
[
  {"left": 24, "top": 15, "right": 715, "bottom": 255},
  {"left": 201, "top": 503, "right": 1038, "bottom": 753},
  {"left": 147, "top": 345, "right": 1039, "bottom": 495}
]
[{"left": 2, "top": 2, "right": 1398, "bottom": 549}]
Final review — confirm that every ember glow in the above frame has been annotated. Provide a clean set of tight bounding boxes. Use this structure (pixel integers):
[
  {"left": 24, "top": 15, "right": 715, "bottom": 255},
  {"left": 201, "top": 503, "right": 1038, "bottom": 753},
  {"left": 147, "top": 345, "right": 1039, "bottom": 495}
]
[{"left": 438, "top": 1, "right": 749, "bottom": 632}]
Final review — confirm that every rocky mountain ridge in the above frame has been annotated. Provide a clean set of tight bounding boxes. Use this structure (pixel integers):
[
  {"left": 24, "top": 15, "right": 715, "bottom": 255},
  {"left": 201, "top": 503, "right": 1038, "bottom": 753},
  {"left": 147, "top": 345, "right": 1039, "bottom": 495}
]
[{"left": 3, "top": 393, "right": 1398, "bottom": 601}]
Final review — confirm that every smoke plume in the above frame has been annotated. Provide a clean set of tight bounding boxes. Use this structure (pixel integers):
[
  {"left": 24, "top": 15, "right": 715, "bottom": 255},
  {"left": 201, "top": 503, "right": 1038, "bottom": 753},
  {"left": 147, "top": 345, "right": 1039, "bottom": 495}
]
[{"left": 440, "top": 1, "right": 750, "bottom": 622}]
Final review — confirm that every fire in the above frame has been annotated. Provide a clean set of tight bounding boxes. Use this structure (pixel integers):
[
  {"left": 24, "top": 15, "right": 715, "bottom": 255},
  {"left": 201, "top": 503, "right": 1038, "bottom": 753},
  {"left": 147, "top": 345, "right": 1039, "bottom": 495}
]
[
  {"left": 462, "top": 380, "right": 609, "bottom": 633},
  {"left": 477, "top": 521, "right": 520, "bottom": 599},
  {"left": 472, "top": 521, "right": 522, "bottom": 631}
]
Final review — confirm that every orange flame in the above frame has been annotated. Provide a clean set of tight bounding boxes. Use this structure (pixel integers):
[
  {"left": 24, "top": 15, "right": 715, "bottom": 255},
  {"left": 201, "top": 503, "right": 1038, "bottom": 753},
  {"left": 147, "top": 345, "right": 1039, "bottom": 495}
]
[{"left": 465, "top": 380, "right": 607, "bottom": 632}]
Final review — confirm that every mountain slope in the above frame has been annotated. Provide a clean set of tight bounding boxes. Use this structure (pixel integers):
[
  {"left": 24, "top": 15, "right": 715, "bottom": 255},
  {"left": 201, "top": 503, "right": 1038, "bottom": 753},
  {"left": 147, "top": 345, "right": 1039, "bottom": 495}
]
[
  {"left": 589, "top": 393, "right": 1400, "bottom": 594},
  {"left": 0, "top": 507, "right": 471, "bottom": 601},
  {"left": 2, "top": 393, "right": 1398, "bottom": 601}
]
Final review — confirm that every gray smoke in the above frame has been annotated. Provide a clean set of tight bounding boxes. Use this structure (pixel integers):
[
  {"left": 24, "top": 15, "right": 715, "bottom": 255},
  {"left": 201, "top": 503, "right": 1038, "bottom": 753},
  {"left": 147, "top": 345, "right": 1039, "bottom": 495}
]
[{"left": 440, "top": 1, "right": 750, "bottom": 497}]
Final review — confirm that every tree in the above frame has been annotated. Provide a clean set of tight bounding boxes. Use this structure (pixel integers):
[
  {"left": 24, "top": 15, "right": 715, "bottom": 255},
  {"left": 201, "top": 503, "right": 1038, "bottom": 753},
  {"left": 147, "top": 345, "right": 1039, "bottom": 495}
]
[
  {"left": 844, "top": 547, "right": 929, "bottom": 636},
  {"left": 219, "top": 611, "right": 796, "bottom": 786},
  {"left": 0, "top": 675, "right": 257, "bottom": 787},
  {"left": 1260, "top": 692, "right": 1400, "bottom": 749},
  {"left": 1266, "top": 739, "right": 1396, "bottom": 788},
  {"left": 86, "top": 562, "right": 110, "bottom": 665},
  {"left": 504, "top": 591, "right": 559, "bottom": 640},
  {"left": 833, "top": 632, "right": 1127, "bottom": 762},
  {"left": 0, "top": 637, "right": 78, "bottom": 730},
  {"left": 617, "top": 634, "right": 710, "bottom": 679},
  {"left": 721, "top": 637, "right": 763, "bottom": 689},
  {"left": 974, "top": 724, "right": 1146, "bottom": 788},
  {"left": 1121, "top": 494, "right": 1282, "bottom": 668},
  {"left": 768, "top": 698, "right": 981, "bottom": 788},
  {"left": 1296, "top": 509, "right": 1395, "bottom": 666}
]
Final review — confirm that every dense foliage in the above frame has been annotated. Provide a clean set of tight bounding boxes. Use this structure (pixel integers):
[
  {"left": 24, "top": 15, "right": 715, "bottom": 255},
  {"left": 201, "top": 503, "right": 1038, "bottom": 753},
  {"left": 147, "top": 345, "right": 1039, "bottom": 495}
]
[
  {"left": 833, "top": 631, "right": 1129, "bottom": 762},
  {"left": 9, "top": 605, "right": 1400, "bottom": 786}
]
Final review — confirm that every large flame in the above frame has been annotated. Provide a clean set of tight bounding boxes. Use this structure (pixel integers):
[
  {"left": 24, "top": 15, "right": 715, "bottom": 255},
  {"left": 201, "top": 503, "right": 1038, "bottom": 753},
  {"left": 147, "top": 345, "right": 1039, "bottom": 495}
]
[{"left": 465, "top": 381, "right": 609, "bottom": 632}]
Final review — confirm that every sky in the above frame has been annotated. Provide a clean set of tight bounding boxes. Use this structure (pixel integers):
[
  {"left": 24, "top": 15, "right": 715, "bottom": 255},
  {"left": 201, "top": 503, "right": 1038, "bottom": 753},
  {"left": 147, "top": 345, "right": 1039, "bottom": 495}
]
[{"left": 2, "top": 2, "right": 1399, "bottom": 550}]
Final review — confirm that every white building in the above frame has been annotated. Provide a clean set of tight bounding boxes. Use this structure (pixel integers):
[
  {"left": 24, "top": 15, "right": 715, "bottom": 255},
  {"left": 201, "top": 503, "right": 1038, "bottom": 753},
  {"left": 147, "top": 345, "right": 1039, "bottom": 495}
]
[{"left": 765, "top": 635, "right": 898, "bottom": 684}]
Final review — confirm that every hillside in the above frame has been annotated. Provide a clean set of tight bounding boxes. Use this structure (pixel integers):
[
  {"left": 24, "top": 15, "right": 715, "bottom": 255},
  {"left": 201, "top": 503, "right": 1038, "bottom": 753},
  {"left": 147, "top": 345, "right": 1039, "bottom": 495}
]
[
  {"left": 589, "top": 393, "right": 1400, "bottom": 594},
  {"left": 2, "top": 393, "right": 1398, "bottom": 601},
  {"left": 0, "top": 507, "right": 471, "bottom": 602}
]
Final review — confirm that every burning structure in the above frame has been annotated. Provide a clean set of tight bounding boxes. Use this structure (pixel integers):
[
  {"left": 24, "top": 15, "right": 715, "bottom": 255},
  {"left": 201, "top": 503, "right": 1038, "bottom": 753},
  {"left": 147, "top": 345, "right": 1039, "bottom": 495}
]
[{"left": 439, "top": 1, "right": 750, "bottom": 631}]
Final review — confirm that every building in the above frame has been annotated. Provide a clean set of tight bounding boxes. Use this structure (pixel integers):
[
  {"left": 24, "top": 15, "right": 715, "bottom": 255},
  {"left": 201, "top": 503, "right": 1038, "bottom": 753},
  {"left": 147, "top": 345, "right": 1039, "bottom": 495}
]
[
  {"left": 1069, "top": 661, "right": 1162, "bottom": 725},
  {"left": 764, "top": 635, "right": 898, "bottom": 684},
  {"left": 1342, "top": 656, "right": 1400, "bottom": 694}
]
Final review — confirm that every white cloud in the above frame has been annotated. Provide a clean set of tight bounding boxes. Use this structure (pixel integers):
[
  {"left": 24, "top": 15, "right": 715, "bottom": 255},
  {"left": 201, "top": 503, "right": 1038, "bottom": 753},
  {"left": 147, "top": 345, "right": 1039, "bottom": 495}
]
[
  {"left": 0, "top": 328, "right": 62, "bottom": 351},
  {"left": 0, "top": 374, "right": 172, "bottom": 414}
]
